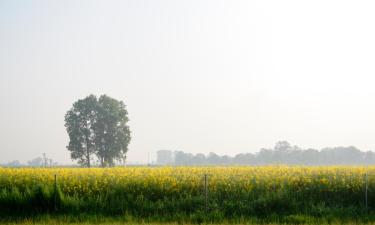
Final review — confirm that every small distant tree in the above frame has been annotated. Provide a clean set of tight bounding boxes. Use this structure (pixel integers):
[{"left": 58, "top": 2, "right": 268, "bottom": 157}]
[
  {"left": 207, "top": 152, "right": 220, "bottom": 165},
  {"left": 65, "top": 94, "right": 131, "bottom": 167},
  {"left": 27, "top": 157, "right": 44, "bottom": 167},
  {"left": 4, "top": 160, "right": 22, "bottom": 167}
]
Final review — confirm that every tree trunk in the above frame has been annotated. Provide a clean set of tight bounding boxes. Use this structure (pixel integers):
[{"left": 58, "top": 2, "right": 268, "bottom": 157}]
[
  {"left": 87, "top": 152, "right": 90, "bottom": 168},
  {"left": 85, "top": 135, "right": 91, "bottom": 168},
  {"left": 101, "top": 144, "right": 106, "bottom": 167}
]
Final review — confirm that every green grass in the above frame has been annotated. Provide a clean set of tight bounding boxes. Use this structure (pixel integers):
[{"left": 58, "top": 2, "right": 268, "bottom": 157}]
[
  {"left": 1, "top": 214, "right": 373, "bottom": 225},
  {"left": 2, "top": 222, "right": 375, "bottom": 225},
  {"left": 0, "top": 184, "right": 374, "bottom": 224},
  {"left": 1, "top": 214, "right": 375, "bottom": 225}
]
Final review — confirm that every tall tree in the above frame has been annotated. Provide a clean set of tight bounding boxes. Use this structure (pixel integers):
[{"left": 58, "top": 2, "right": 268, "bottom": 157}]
[
  {"left": 65, "top": 95, "right": 98, "bottom": 167},
  {"left": 94, "top": 95, "right": 131, "bottom": 167},
  {"left": 65, "top": 94, "right": 131, "bottom": 167}
]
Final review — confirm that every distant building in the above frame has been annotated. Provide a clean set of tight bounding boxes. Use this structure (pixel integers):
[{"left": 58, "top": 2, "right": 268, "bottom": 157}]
[{"left": 156, "top": 150, "right": 174, "bottom": 165}]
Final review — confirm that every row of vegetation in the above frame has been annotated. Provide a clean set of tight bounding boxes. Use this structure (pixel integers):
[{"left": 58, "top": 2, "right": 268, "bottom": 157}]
[
  {"left": 0, "top": 167, "right": 374, "bottom": 223},
  {"left": 158, "top": 141, "right": 375, "bottom": 166}
]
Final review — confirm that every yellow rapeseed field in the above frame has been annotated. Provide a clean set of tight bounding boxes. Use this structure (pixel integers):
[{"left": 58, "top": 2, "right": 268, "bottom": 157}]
[
  {"left": 1, "top": 166, "right": 375, "bottom": 221},
  {"left": 0, "top": 166, "right": 373, "bottom": 195}
]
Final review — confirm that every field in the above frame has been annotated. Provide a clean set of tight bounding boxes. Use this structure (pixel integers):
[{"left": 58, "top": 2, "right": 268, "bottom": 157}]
[{"left": 0, "top": 166, "right": 375, "bottom": 224}]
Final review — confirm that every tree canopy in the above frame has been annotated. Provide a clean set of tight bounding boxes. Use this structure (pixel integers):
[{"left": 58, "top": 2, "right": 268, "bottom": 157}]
[{"left": 65, "top": 94, "right": 131, "bottom": 167}]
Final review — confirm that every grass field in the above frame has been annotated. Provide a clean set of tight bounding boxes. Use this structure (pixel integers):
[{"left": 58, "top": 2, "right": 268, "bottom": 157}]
[
  {"left": 0, "top": 166, "right": 374, "bottom": 224},
  {"left": 1, "top": 213, "right": 375, "bottom": 225},
  {"left": 2, "top": 221, "right": 375, "bottom": 225},
  {"left": 1, "top": 214, "right": 375, "bottom": 225}
]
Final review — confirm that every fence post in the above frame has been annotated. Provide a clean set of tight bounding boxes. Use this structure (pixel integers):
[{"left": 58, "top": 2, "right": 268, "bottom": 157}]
[
  {"left": 365, "top": 170, "right": 368, "bottom": 210},
  {"left": 204, "top": 174, "right": 208, "bottom": 212},
  {"left": 54, "top": 174, "right": 57, "bottom": 211}
]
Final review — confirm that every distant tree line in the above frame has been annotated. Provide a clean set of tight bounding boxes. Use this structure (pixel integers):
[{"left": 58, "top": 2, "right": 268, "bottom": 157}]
[
  {"left": 1, "top": 156, "right": 58, "bottom": 167},
  {"left": 157, "top": 141, "right": 375, "bottom": 165}
]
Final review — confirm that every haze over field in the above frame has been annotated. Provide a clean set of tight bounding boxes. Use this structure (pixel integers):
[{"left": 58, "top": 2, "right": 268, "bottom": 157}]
[{"left": 1, "top": 0, "right": 375, "bottom": 164}]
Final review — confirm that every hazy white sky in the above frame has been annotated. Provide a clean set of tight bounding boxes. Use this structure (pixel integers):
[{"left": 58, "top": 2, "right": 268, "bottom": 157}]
[{"left": 1, "top": 0, "right": 375, "bottom": 164}]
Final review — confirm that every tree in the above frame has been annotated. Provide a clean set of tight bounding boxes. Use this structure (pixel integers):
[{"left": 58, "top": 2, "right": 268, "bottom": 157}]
[
  {"left": 207, "top": 152, "right": 221, "bottom": 165},
  {"left": 65, "top": 95, "right": 98, "bottom": 167},
  {"left": 192, "top": 153, "right": 206, "bottom": 165},
  {"left": 27, "top": 157, "right": 44, "bottom": 167},
  {"left": 3, "top": 160, "right": 22, "bottom": 167},
  {"left": 174, "top": 151, "right": 193, "bottom": 165},
  {"left": 274, "top": 141, "right": 292, "bottom": 152},
  {"left": 156, "top": 150, "right": 174, "bottom": 165},
  {"left": 94, "top": 95, "right": 131, "bottom": 167},
  {"left": 65, "top": 94, "right": 131, "bottom": 167}
]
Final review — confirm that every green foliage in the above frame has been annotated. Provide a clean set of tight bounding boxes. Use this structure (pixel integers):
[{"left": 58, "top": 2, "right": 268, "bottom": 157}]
[
  {"left": 0, "top": 180, "right": 374, "bottom": 222},
  {"left": 65, "top": 95, "right": 98, "bottom": 167},
  {"left": 65, "top": 94, "right": 131, "bottom": 167},
  {"left": 94, "top": 95, "right": 131, "bottom": 166}
]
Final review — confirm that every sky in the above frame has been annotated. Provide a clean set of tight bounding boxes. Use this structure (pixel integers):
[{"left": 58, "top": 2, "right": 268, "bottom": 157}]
[{"left": 1, "top": 0, "right": 375, "bottom": 164}]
